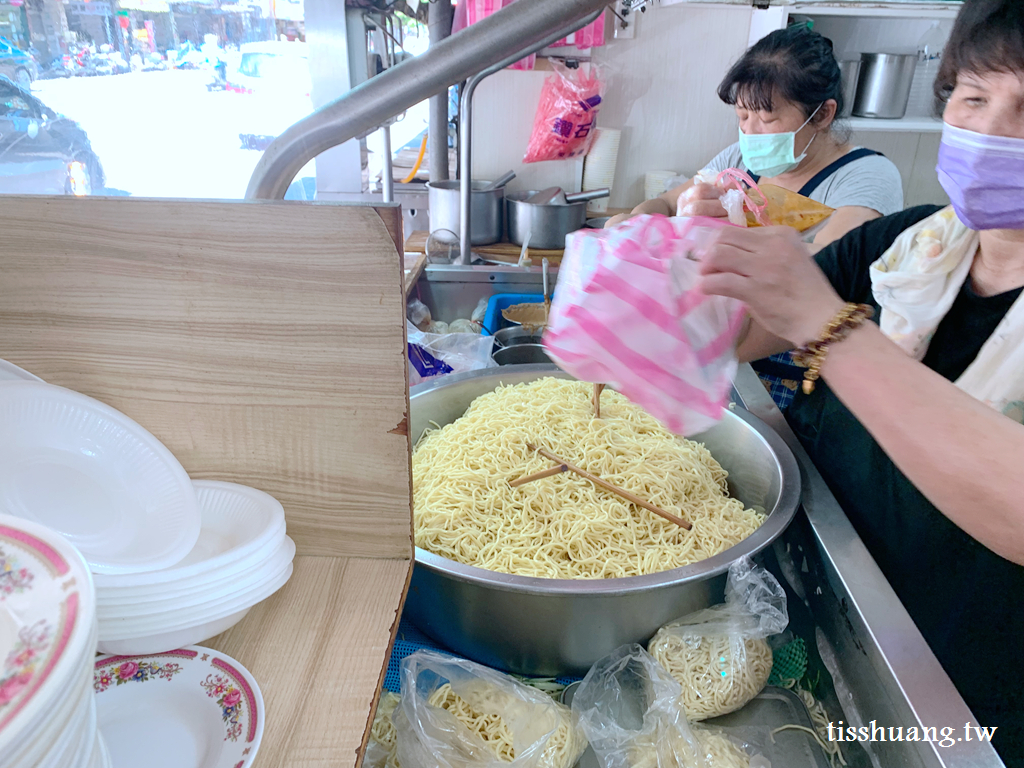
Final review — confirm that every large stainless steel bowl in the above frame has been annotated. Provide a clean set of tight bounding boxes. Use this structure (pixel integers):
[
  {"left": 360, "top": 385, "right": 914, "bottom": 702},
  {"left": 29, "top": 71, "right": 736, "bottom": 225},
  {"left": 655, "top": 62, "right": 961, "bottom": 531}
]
[{"left": 406, "top": 366, "right": 800, "bottom": 676}]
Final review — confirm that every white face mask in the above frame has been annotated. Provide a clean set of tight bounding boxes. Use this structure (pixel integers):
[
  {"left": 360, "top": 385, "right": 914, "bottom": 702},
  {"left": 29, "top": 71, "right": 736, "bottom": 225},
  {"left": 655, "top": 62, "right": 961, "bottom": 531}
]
[{"left": 738, "top": 103, "right": 822, "bottom": 178}]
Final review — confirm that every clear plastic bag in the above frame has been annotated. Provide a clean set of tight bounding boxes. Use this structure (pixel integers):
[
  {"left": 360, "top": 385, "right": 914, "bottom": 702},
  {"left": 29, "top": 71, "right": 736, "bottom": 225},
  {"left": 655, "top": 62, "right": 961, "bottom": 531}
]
[
  {"left": 545, "top": 215, "right": 746, "bottom": 435},
  {"left": 647, "top": 558, "right": 788, "bottom": 721},
  {"left": 524, "top": 61, "right": 605, "bottom": 163},
  {"left": 571, "top": 644, "right": 707, "bottom": 768},
  {"left": 408, "top": 328, "right": 497, "bottom": 386},
  {"left": 572, "top": 646, "right": 773, "bottom": 768},
  {"left": 394, "top": 651, "right": 588, "bottom": 768},
  {"left": 407, "top": 298, "right": 432, "bottom": 331}
]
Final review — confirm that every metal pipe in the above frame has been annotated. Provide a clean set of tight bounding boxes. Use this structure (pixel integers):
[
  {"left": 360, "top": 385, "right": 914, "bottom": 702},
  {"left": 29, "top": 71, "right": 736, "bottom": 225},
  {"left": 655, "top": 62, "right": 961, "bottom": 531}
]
[
  {"left": 381, "top": 124, "right": 394, "bottom": 203},
  {"left": 458, "top": 9, "right": 602, "bottom": 264},
  {"left": 428, "top": 0, "right": 453, "bottom": 182},
  {"left": 246, "top": 0, "right": 610, "bottom": 200}
]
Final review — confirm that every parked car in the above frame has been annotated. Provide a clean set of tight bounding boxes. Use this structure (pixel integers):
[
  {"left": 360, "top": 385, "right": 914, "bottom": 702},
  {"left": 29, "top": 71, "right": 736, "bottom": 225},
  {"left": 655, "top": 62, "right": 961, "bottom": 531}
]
[
  {"left": 0, "top": 37, "right": 37, "bottom": 90},
  {"left": 227, "top": 41, "right": 312, "bottom": 151},
  {"left": 0, "top": 76, "right": 105, "bottom": 195}
]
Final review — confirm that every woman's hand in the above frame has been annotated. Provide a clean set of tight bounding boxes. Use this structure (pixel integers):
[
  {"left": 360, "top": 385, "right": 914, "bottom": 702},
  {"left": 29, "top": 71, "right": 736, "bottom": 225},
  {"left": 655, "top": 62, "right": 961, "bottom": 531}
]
[
  {"left": 698, "top": 226, "right": 844, "bottom": 347},
  {"left": 677, "top": 183, "right": 728, "bottom": 218}
]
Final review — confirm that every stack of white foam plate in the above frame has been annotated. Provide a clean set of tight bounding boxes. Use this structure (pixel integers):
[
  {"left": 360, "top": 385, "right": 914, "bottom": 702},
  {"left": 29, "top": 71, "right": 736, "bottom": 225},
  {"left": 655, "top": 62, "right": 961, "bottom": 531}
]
[
  {"left": 95, "top": 481, "right": 294, "bottom": 654},
  {"left": 1, "top": 513, "right": 108, "bottom": 768},
  {"left": 0, "top": 364, "right": 294, "bottom": 656}
]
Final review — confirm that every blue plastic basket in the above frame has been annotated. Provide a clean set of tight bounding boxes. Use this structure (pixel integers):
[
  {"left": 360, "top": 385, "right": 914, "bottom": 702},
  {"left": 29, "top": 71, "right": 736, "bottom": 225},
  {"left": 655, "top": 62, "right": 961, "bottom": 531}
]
[{"left": 481, "top": 293, "right": 544, "bottom": 335}]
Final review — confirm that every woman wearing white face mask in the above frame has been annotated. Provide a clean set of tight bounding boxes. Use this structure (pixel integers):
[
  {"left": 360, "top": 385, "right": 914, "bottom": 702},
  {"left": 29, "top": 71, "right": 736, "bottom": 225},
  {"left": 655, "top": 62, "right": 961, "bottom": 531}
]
[
  {"left": 607, "top": 26, "right": 904, "bottom": 248},
  {"left": 699, "top": 0, "right": 1024, "bottom": 760}
]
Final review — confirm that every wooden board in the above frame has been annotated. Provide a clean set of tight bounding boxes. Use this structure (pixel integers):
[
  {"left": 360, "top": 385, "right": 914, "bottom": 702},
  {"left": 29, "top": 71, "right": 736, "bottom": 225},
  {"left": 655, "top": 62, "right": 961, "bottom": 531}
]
[
  {"left": 0, "top": 196, "right": 413, "bottom": 561},
  {"left": 0, "top": 195, "right": 415, "bottom": 768},
  {"left": 404, "top": 252, "right": 427, "bottom": 297},
  {"left": 209, "top": 556, "right": 410, "bottom": 768}
]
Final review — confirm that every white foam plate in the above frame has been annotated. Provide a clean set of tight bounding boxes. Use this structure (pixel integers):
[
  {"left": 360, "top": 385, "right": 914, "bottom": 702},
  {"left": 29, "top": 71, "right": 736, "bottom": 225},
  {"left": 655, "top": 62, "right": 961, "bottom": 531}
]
[
  {"left": 97, "top": 535, "right": 293, "bottom": 617},
  {"left": 98, "top": 539, "right": 295, "bottom": 639},
  {"left": 94, "top": 481, "right": 286, "bottom": 592},
  {"left": 95, "top": 646, "right": 265, "bottom": 768},
  {"left": 0, "top": 382, "right": 200, "bottom": 574},
  {"left": 96, "top": 607, "right": 252, "bottom": 657},
  {"left": 0, "top": 513, "right": 96, "bottom": 756},
  {"left": 0, "top": 360, "right": 43, "bottom": 383}
]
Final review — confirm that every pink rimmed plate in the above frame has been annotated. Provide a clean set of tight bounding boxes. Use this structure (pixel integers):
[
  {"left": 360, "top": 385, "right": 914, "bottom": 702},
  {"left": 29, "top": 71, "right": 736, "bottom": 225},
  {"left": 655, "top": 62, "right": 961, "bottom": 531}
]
[
  {"left": 94, "top": 646, "right": 264, "bottom": 768},
  {"left": 0, "top": 513, "right": 96, "bottom": 755}
]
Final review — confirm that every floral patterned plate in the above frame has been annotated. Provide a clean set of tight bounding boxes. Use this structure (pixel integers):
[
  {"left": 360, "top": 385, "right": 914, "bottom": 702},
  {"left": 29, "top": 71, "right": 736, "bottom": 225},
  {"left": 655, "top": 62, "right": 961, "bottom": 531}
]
[
  {"left": 0, "top": 513, "right": 95, "bottom": 756},
  {"left": 94, "top": 646, "right": 264, "bottom": 768}
]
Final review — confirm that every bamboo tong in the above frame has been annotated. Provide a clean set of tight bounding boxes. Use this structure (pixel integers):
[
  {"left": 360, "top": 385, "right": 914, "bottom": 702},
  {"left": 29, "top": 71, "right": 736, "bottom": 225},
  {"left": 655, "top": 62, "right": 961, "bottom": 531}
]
[{"left": 510, "top": 443, "right": 692, "bottom": 531}]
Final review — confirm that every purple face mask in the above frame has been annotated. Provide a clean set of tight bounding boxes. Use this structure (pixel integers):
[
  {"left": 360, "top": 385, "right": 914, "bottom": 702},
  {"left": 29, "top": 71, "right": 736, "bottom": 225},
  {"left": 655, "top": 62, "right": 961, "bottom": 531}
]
[{"left": 937, "top": 122, "right": 1024, "bottom": 231}]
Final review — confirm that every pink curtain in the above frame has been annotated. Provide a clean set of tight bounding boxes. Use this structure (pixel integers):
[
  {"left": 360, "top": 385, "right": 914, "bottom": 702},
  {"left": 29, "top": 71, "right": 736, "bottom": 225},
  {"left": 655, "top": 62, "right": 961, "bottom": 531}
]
[{"left": 451, "top": 1, "right": 605, "bottom": 71}]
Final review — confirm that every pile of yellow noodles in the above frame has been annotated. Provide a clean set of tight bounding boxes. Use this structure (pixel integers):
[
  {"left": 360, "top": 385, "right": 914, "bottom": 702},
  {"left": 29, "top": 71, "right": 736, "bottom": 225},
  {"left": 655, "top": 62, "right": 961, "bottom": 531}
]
[
  {"left": 648, "top": 629, "right": 774, "bottom": 721},
  {"left": 426, "top": 682, "right": 586, "bottom": 768},
  {"left": 413, "top": 378, "right": 763, "bottom": 579}
]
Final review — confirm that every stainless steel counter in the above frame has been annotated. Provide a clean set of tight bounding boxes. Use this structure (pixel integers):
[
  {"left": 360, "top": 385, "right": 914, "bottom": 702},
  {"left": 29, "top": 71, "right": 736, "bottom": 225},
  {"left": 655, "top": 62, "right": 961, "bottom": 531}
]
[
  {"left": 408, "top": 265, "right": 1005, "bottom": 768},
  {"left": 734, "top": 367, "right": 1002, "bottom": 768}
]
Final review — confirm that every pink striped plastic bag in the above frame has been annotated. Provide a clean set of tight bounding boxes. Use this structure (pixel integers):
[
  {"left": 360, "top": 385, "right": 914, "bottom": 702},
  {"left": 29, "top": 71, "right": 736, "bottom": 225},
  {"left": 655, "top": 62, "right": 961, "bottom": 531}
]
[{"left": 544, "top": 215, "right": 746, "bottom": 435}]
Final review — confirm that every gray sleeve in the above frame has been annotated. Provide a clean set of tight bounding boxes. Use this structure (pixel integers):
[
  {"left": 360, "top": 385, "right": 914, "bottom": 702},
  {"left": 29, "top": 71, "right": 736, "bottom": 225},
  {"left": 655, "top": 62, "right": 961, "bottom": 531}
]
[
  {"left": 702, "top": 142, "right": 744, "bottom": 175},
  {"left": 815, "top": 154, "right": 905, "bottom": 216}
]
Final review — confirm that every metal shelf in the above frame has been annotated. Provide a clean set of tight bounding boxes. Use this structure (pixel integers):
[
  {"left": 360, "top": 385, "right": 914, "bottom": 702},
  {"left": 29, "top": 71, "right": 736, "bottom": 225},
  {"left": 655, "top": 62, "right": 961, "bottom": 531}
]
[
  {"left": 790, "top": 2, "right": 963, "bottom": 20},
  {"left": 846, "top": 115, "right": 943, "bottom": 132}
]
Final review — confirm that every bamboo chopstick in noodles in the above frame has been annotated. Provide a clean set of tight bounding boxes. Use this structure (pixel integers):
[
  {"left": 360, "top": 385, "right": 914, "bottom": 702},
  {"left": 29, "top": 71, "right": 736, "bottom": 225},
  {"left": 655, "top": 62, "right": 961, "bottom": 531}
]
[
  {"left": 508, "top": 464, "right": 568, "bottom": 487},
  {"left": 593, "top": 383, "right": 606, "bottom": 418},
  {"left": 521, "top": 443, "right": 693, "bottom": 530}
]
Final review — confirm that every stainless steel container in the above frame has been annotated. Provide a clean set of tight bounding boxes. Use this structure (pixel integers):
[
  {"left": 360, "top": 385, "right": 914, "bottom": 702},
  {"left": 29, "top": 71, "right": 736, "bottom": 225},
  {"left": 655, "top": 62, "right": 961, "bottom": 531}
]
[
  {"left": 853, "top": 53, "right": 917, "bottom": 119},
  {"left": 492, "top": 327, "right": 543, "bottom": 347},
  {"left": 406, "top": 366, "right": 801, "bottom": 676},
  {"left": 428, "top": 180, "right": 504, "bottom": 246},
  {"left": 492, "top": 344, "right": 551, "bottom": 365},
  {"left": 506, "top": 192, "right": 589, "bottom": 249},
  {"left": 839, "top": 59, "right": 861, "bottom": 118}
]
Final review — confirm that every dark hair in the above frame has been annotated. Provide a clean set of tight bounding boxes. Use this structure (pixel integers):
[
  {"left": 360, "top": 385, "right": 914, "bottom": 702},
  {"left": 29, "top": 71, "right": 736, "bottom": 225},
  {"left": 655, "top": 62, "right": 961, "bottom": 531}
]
[
  {"left": 935, "top": 0, "right": 1024, "bottom": 102},
  {"left": 717, "top": 25, "right": 843, "bottom": 127}
]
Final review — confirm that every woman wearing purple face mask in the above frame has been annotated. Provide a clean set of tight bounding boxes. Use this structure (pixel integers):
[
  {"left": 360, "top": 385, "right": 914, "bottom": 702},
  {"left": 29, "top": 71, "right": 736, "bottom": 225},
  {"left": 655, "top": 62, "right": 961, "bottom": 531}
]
[{"left": 698, "top": 0, "right": 1024, "bottom": 761}]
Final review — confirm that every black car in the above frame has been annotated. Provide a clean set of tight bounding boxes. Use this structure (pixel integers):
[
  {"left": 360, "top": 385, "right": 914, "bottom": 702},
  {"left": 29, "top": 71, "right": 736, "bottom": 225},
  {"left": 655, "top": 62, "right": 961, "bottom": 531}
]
[{"left": 0, "top": 76, "right": 105, "bottom": 195}]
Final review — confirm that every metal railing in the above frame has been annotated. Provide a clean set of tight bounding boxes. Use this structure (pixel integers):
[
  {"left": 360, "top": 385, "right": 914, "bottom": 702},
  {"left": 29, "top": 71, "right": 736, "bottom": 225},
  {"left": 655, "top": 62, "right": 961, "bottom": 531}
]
[{"left": 246, "top": 0, "right": 610, "bottom": 200}]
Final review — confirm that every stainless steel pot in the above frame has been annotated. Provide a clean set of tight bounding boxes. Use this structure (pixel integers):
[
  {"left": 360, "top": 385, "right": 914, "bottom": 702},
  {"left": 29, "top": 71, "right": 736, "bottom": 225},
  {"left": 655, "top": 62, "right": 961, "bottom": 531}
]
[
  {"left": 492, "top": 344, "right": 551, "bottom": 365},
  {"left": 428, "top": 180, "right": 504, "bottom": 246},
  {"left": 406, "top": 366, "right": 801, "bottom": 676},
  {"left": 839, "top": 59, "right": 861, "bottom": 118},
  {"left": 507, "top": 191, "right": 591, "bottom": 249},
  {"left": 853, "top": 53, "right": 917, "bottom": 119},
  {"left": 492, "top": 327, "right": 543, "bottom": 347}
]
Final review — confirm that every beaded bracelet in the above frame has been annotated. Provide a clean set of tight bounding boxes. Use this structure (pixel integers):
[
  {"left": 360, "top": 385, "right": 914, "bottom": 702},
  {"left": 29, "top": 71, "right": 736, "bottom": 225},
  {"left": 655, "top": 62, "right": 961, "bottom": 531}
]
[{"left": 792, "top": 303, "right": 874, "bottom": 395}]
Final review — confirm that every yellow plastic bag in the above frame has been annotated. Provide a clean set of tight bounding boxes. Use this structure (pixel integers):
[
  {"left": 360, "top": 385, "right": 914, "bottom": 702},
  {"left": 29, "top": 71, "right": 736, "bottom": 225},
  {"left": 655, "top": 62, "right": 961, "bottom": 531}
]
[{"left": 745, "top": 183, "right": 834, "bottom": 232}]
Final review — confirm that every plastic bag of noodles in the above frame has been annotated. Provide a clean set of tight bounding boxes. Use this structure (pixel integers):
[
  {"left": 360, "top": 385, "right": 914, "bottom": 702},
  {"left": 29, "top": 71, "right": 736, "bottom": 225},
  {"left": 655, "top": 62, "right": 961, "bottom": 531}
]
[
  {"left": 395, "top": 650, "right": 588, "bottom": 768},
  {"left": 572, "top": 645, "right": 772, "bottom": 768},
  {"left": 647, "top": 558, "right": 788, "bottom": 721}
]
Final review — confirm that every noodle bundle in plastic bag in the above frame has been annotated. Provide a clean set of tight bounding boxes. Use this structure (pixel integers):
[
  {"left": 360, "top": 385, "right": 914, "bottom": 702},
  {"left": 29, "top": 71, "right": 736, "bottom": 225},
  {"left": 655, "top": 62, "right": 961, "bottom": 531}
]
[
  {"left": 648, "top": 558, "right": 788, "bottom": 721},
  {"left": 544, "top": 215, "right": 746, "bottom": 435},
  {"left": 524, "top": 62, "right": 605, "bottom": 163},
  {"left": 572, "top": 645, "right": 767, "bottom": 768},
  {"left": 395, "top": 651, "right": 588, "bottom": 768}
]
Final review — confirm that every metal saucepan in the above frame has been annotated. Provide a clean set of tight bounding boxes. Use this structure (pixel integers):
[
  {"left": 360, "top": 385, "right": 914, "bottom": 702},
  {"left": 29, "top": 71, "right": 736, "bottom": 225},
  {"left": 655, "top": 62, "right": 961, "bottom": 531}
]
[
  {"left": 492, "top": 326, "right": 543, "bottom": 347},
  {"left": 428, "top": 179, "right": 504, "bottom": 246},
  {"left": 507, "top": 189, "right": 611, "bottom": 249},
  {"left": 492, "top": 344, "right": 551, "bottom": 366},
  {"left": 405, "top": 366, "right": 801, "bottom": 676}
]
